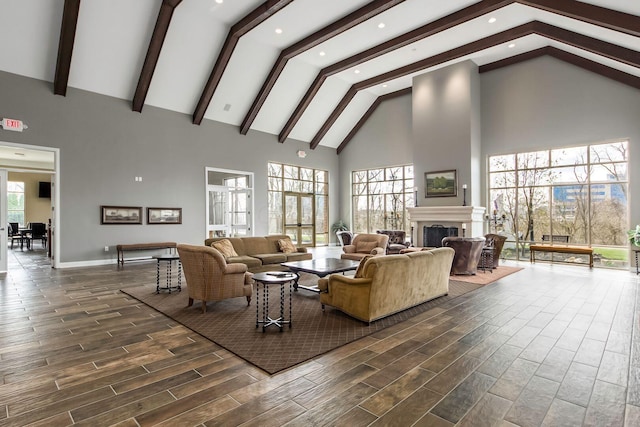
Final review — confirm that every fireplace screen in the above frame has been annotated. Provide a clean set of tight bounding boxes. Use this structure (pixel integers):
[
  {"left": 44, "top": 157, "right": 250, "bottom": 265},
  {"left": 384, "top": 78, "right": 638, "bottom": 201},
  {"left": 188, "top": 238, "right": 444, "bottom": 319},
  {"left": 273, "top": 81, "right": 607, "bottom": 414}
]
[{"left": 424, "top": 225, "right": 458, "bottom": 247}]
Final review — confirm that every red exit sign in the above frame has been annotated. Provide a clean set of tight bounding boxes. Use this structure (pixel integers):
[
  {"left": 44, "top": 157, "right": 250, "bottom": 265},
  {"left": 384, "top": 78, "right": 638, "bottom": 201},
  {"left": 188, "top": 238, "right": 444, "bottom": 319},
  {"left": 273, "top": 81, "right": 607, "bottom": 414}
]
[{"left": 1, "top": 118, "right": 25, "bottom": 132}]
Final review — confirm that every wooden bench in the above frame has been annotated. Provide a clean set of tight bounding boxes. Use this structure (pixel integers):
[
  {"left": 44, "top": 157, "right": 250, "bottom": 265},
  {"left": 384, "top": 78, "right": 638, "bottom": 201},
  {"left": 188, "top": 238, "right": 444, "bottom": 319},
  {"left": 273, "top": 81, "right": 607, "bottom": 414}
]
[
  {"left": 529, "top": 244, "right": 593, "bottom": 268},
  {"left": 116, "top": 242, "right": 177, "bottom": 267}
]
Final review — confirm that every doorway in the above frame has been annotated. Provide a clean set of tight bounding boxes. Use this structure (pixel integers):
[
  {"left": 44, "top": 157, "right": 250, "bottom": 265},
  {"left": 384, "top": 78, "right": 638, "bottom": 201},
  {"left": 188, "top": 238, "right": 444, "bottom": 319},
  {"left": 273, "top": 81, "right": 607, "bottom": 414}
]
[
  {"left": 205, "top": 167, "right": 253, "bottom": 238},
  {"left": 284, "top": 192, "right": 315, "bottom": 246},
  {"left": 0, "top": 142, "right": 59, "bottom": 272}
]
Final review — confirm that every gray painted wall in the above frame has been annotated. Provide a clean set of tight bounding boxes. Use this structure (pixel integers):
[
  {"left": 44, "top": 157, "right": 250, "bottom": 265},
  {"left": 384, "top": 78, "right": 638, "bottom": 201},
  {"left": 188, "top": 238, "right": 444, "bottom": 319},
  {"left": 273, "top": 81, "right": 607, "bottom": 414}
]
[
  {"left": 0, "top": 71, "right": 339, "bottom": 264},
  {"left": 337, "top": 93, "right": 414, "bottom": 226},
  {"left": 412, "top": 60, "right": 480, "bottom": 207},
  {"left": 340, "top": 55, "right": 640, "bottom": 233}
]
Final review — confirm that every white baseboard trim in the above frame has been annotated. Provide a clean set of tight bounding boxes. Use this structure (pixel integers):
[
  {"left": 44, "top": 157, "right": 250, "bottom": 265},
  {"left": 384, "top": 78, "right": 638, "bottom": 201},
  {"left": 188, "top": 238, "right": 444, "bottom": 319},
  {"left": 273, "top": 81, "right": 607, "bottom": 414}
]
[
  {"left": 57, "top": 259, "right": 116, "bottom": 268},
  {"left": 57, "top": 255, "right": 160, "bottom": 269}
]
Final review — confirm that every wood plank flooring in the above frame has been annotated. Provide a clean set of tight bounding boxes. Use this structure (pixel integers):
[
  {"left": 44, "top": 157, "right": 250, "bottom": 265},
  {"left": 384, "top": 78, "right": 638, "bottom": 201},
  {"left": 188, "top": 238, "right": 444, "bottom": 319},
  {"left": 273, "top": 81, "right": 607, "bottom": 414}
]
[{"left": 0, "top": 247, "right": 639, "bottom": 426}]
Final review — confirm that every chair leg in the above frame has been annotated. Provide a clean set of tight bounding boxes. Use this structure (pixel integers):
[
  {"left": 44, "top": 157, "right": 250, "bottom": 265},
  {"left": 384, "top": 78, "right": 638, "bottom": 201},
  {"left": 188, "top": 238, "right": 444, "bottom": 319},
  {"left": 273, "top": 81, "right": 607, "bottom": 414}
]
[
  {"left": 202, "top": 301, "right": 207, "bottom": 313},
  {"left": 187, "top": 297, "right": 193, "bottom": 307},
  {"left": 246, "top": 296, "right": 251, "bottom": 306}
]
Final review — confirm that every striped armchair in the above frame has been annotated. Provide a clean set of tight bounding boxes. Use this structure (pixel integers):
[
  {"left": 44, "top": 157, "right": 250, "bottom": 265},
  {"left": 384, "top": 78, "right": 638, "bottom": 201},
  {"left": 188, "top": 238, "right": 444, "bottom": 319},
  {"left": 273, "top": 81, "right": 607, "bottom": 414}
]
[{"left": 177, "top": 244, "right": 253, "bottom": 313}]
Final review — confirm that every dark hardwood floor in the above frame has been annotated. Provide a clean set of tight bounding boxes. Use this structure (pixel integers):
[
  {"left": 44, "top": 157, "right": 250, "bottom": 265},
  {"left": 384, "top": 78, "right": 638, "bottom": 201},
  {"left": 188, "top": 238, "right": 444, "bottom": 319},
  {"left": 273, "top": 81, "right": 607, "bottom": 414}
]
[{"left": 0, "top": 247, "right": 639, "bottom": 426}]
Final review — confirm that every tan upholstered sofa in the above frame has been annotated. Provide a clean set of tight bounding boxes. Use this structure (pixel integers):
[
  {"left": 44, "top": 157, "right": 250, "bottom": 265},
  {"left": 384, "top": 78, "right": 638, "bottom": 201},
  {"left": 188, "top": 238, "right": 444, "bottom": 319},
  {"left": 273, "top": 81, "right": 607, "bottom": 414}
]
[
  {"left": 340, "top": 233, "right": 389, "bottom": 261},
  {"left": 204, "top": 235, "right": 311, "bottom": 273},
  {"left": 318, "top": 247, "right": 455, "bottom": 323}
]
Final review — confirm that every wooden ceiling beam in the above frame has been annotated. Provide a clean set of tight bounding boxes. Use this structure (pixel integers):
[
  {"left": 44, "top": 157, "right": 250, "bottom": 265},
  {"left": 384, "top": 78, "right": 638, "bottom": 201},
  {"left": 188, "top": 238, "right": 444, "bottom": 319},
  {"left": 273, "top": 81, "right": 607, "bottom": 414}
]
[
  {"left": 312, "top": 21, "right": 640, "bottom": 149},
  {"left": 53, "top": 0, "right": 81, "bottom": 96},
  {"left": 192, "top": 0, "right": 293, "bottom": 125},
  {"left": 132, "top": 0, "right": 183, "bottom": 113},
  {"left": 279, "top": 0, "right": 514, "bottom": 143},
  {"left": 239, "top": 0, "right": 405, "bottom": 136},
  {"left": 520, "top": 0, "right": 640, "bottom": 37}
]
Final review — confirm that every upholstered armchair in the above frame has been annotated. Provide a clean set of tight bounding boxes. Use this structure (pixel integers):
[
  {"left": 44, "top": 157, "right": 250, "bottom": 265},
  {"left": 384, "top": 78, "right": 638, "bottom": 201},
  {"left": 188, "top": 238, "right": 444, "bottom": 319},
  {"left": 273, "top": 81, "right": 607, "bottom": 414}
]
[
  {"left": 341, "top": 233, "right": 389, "bottom": 261},
  {"left": 376, "top": 230, "right": 411, "bottom": 254},
  {"left": 441, "top": 236, "right": 486, "bottom": 275},
  {"left": 483, "top": 233, "right": 507, "bottom": 268},
  {"left": 177, "top": 244, "right": 253, "bottom": 313}
]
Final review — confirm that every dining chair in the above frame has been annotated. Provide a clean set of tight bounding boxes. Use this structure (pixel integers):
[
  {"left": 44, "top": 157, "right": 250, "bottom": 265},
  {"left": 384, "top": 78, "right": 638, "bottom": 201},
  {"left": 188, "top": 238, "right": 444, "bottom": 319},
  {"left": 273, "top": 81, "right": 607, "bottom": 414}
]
[
  {"left": 28, "top": 222, "right": 47, "bottom": 249},
  {"left": 8, "top": 222, "right": 22, "bottom": 249}
]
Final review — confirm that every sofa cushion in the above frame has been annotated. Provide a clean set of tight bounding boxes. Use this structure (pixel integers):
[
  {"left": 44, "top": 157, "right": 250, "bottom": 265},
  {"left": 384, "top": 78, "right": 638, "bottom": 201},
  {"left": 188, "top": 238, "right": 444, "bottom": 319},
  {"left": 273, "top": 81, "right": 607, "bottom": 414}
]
[
  {"left": 226, "top": 255, "right": 262, "bottom": 269},
  {"left": 253, "top": 253, "right": 287, "bottom": 265},
  {"left": 240, "top": 237, "right": 273, "bottom": 255},
  {"left": 211, "top": 239, "right": 238, "bottom": 258},
  {"left": 277, "top": 238, "right": 296, "bottom": 253},
  {"left": 354, "top": 255, "right": 372, "bottom": 278},
  {"left": 284, "top": 252, "right": 313, "bottom": 262},
  {"left": 356, "top": 241, "right": 377, "bottom": 254}
]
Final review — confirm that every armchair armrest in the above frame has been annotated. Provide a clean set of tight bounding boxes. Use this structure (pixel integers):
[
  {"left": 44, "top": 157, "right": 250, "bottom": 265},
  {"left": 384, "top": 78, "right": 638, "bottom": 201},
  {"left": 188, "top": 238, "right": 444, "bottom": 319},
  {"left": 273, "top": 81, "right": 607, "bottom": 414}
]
[
  {"left": 224, "top": 263, "right": 248, "bottom": 274},
  {"left": 328, "top": 275, "right": 372, "bottom": 287},
  {"left": 343, "top": 244, "right": 356, "bottom": 254},
  {"left": 296, "top": 247, "right": 308, "bottom": 253},
  {"left": 371, "top": 247, "right": 385, "bottom": 255}
]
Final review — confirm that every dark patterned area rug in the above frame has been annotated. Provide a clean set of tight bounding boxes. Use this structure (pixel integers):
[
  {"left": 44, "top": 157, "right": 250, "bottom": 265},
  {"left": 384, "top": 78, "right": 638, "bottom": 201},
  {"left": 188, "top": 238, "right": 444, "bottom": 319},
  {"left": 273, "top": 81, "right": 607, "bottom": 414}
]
[{"left": 122, "top": 274, "right": 483, "bottom": 374}]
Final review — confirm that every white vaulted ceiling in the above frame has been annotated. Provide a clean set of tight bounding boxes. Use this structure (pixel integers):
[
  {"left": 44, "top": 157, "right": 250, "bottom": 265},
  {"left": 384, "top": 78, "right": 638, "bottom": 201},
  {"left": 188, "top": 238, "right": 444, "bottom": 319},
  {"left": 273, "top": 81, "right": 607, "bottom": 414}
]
[{"left": 0, "top": 0, "right": 638, "bottom": 153}]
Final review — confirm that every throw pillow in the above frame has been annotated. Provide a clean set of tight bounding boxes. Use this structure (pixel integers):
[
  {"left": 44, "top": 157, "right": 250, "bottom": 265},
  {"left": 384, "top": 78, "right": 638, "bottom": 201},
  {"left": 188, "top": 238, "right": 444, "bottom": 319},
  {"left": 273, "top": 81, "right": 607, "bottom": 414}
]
[
  {"left": 278, "top": 238, "right": 296, "bottom": 254},
  {"left": 356, "top": 241, "right": 377, "bottom": 254},
  {"left": 211, "top": 239, "right": 238, "bottom": 258},
  {"left": 354, "top": 255, "right": 372, "bottom": 278}
]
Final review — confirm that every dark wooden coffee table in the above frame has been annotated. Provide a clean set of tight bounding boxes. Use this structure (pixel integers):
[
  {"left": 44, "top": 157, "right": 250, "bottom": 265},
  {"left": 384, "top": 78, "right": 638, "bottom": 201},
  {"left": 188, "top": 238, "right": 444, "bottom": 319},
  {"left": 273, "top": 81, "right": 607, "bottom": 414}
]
[{"left": 281, "top": 258, "right": 360, "bottom": 293}]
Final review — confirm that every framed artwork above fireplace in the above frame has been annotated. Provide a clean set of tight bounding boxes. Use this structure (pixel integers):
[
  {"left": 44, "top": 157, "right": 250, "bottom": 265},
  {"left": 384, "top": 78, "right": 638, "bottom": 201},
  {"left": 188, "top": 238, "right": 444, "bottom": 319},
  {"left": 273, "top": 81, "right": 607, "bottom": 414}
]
[{"left": 425, "top": 169, "right": 457, "bottom": 197}]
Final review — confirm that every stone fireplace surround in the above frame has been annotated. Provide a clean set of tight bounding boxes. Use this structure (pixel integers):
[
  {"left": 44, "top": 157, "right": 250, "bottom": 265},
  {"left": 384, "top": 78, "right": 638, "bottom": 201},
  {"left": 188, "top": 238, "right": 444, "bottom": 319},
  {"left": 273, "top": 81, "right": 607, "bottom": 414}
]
[{"left": 407, "top": 206, "right": 486, "bottom": 247}]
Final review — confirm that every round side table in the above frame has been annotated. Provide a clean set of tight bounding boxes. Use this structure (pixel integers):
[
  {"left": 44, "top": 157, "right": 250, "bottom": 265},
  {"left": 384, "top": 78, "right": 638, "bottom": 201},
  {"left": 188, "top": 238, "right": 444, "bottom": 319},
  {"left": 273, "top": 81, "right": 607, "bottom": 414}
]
[
  {"left": 252, "top": 272, "right": 297, "bottom": 332},
  {"left": 153, "top": 254, "right": 182, "bottom": 294}
]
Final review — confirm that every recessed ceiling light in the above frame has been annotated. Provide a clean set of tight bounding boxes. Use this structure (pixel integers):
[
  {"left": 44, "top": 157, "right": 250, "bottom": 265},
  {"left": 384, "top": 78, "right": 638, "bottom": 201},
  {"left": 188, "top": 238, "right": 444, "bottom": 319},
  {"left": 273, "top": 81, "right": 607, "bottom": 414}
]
[
  {"left": 215, "top": 0, "right": 223, "bottom": 4},
  {"left": 382, "top": 84, "right": 388, "bottom": 88},
  {"left": 275, "top": 28, "right": 283, "bottom": 34},
  {"left": 488, "top": 17, "right": 497, "bottom": 24},
  {"left": 508, "top": 43, "right": 516, "bottom": 48},
  {"left": 319, "top": 51, "right": 326, "bottom": 56},
  {"left": 354, "top": 69, "right": 360, "bottom": 74},
  {"left": 378, "top": 22, "right": 385, "bottom": 29}
]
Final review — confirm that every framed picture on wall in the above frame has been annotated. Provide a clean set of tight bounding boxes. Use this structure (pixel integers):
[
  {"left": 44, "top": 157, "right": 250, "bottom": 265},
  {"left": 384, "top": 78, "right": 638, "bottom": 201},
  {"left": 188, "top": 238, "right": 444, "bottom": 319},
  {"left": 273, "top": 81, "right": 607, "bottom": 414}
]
[
  {"left": 425, "top": 170, "right": 457, "bottom": 197},
  {"left": 147, "top": 207, "right": 182, "bottom": 224},
  {"left": 101, "top": 206, "right": 142, "bottom": 224}
]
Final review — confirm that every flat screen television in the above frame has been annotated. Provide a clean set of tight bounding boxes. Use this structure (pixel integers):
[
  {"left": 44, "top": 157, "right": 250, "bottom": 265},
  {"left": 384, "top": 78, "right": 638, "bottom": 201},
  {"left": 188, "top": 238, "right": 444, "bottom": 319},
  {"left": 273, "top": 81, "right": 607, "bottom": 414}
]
[{"left": 38, "top": 181, "right": 51, "bottom": 199}]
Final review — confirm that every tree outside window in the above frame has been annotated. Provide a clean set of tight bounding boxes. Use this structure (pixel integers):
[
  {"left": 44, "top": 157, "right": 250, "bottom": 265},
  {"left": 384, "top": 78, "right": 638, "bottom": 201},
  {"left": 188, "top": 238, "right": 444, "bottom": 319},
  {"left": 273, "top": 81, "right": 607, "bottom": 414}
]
[{"left": 8, "top": 181, "right": 25, "bottom": 226}]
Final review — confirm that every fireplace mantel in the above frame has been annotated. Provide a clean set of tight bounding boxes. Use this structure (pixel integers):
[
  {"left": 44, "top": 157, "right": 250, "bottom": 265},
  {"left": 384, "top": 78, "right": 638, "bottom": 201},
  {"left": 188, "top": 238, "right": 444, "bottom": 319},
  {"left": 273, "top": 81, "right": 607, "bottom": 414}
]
[{"left": 407, "top": 206, "right": 486, "bottom": 246}]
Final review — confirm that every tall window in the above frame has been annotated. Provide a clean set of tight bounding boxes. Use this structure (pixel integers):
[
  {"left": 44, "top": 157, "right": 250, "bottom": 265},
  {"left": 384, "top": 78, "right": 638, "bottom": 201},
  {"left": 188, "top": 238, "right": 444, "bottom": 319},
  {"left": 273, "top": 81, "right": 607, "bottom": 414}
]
[
  {"left": 352, "top": 165, "right": 414, "bottom": 233},
  {"left": 488, "top": 140, "right": 628, "bottom": 268},
  {"left": 8, "top": 181, "right": 25, "bottom": 226},
  {"left": 267, "top": 162, "right": 329, "bottom": 245}
]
